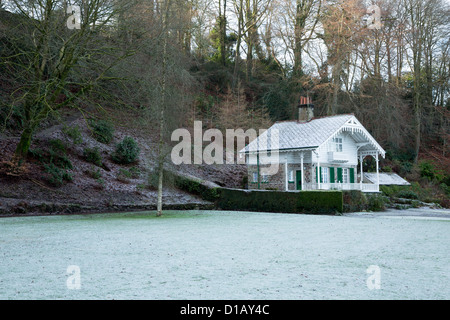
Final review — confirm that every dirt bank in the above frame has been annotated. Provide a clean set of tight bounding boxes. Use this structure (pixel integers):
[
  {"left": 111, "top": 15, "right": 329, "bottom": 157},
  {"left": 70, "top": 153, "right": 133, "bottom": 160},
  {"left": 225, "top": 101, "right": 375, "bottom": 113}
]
[{"left": 0, "top": 113, "right": 247, "bottom": 216}]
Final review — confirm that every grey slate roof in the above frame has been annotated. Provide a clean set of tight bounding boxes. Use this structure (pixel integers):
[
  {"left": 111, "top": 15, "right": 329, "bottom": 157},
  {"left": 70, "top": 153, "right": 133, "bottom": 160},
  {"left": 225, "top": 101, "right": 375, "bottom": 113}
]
[{"left": 241, "top": 114, "right": 354, "bottom": 153}]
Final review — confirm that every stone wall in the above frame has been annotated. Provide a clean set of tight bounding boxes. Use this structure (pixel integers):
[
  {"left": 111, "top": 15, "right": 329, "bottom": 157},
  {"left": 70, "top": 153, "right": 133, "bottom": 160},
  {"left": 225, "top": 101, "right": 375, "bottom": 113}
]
[{"left": 247, "top": 164, "right": 285, "bottom": 190}]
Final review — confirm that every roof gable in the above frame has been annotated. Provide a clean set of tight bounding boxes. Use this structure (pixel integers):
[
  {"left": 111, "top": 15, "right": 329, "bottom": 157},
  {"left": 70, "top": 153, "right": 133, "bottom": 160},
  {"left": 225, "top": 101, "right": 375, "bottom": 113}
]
[
  {"left": 241, "top": 114, "right": 385, "bottom": 156},
  {"left": 242, "top": 114, "right": 353, "bottom": 153}
]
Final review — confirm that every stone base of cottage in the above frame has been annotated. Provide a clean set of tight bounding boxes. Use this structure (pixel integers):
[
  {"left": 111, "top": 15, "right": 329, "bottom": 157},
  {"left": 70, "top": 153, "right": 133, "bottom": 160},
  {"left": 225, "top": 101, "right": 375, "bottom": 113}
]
[
  {"left": 247, "top": 163, "right": 314, "bottom": 191},
  {"left": 247, "top": 163, "right": 359, "bottom": 191}
]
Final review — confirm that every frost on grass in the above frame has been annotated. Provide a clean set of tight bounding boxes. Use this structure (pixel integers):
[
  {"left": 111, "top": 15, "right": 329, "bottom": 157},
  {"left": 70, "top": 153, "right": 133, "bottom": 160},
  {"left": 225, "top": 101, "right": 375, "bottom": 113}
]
[{"left": 0, "top": 209, "right": 449, "bottom": 299}]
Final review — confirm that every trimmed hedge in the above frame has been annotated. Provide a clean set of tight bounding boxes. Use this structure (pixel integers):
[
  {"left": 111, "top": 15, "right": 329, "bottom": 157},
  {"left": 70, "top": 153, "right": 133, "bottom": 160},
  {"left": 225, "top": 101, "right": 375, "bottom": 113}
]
[{"left": 216, "top": 188, "right": 343, "bottom": 214}]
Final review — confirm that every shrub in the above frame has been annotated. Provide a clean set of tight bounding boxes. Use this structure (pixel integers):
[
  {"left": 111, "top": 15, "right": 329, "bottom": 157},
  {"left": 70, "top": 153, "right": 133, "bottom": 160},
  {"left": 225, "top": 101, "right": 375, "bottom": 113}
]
[
  {"left": 396, "top": 189, "right": 419, "bottom": 199},
  {"left": 411, "top": 200, "right": 421, "bottom": 208},
  {"left": 50, "top": 151, "right": 73, "bottom": 169},
  {"left": 44, "top": 163, "right": 72, "bottom": 187},
  {"left": 116, "top": 167, "right": 140, "bottom": 183},
  {"left": 418, "top": 160, "right": 445, "bottom": 182},
  {"left": 29, "top": 146, "right": 73, "bottom": 186},
  {"left": 87, "top": 167, "right": 102, "bottom": 180},
  {"left": 83, "top": 147, "right": 102, "bottom": 166},
  {"left": 49, "top": 139, "right": 67, "bottom": 154},
  {"left": 95, "top": 178, "right": 105, "bottom": 190},
  {"left": 440, "top": 183, "right": 450, "bottom": 196},
  {"left": 128, "top": 166, "right": 141, "bottom": 178},
  {"left": 367, "top": 194, "right": 387, "bottom": 212},
  {"left": 343, "top": 190, "right": 368, "bottom": 212},
  {"left": 63, "top": 125, "right": 83, "bottom": 144},
  {"left": 380, "top": 185, "right": 394, "bottom": 197},
  {"left": 440, "top": 198, "right": 450, "bottom": 209},
  {"left": 29, "top": 147, "right": 73, "bottom": 170},
  {"left": 112, "top": 136, "right": 140, "bottom": 164},
  {"left": 117, "top": 168, "right": 132, "bottom": 179},
  {"left": 28, "top": 148, "right": 46, "bottom": 162},
  {"left": 117, "top": 167, "right": 141, "bottom": 182},
  {"left": 89, "top": 119, "right": 114, "bottom": 144}
]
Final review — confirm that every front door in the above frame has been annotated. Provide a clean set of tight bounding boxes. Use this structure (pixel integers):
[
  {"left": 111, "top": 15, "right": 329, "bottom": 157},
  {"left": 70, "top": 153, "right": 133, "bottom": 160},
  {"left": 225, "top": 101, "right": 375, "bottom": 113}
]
[{"left": 296, "top": 170, "right": 302, "bottom": 190}]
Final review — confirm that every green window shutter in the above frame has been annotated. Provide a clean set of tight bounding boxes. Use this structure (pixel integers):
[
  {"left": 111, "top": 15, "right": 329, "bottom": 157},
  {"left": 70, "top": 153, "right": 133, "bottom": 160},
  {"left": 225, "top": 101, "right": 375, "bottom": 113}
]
[
  {"left": 349, "top": 168, "right": 355, "bottom": 183},
  {"left": 337, "top": 168, "right": 343, "bottom": 183},
  {"left": 316, "top": 167, "right": 318, "bottom": 183},
  {"left": 320, "top": 167, "right": 323, "bottom": 183},
  {"left": 330, "top": 168, "right": 335, "bottom": 183}
]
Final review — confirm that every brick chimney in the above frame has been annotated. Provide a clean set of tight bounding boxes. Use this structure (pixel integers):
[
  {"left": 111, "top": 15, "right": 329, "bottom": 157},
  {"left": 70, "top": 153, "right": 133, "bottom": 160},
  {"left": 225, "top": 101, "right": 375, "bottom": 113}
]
[{"left": 298, "top": 96, "right": 314, "bottom": 122}]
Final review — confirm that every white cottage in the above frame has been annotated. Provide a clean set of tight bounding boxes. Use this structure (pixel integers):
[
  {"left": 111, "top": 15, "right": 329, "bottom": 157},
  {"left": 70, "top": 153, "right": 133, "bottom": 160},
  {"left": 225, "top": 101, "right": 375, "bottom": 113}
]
[{"left": 239, "top": 100, "right": 386, "bottom": 192}]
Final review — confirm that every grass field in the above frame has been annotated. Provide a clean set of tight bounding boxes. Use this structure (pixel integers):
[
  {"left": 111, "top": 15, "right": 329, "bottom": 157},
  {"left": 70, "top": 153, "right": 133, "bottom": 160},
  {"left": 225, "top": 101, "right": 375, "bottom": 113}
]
[{"left": 0, "top": 209, "right": 449, "bottom": 299}]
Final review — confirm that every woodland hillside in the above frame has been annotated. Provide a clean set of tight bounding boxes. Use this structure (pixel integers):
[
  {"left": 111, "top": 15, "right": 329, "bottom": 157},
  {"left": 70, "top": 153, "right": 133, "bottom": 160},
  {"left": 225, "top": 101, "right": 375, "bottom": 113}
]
[{"left": 0, "top": 0, "right": 449, "bottom": 214}]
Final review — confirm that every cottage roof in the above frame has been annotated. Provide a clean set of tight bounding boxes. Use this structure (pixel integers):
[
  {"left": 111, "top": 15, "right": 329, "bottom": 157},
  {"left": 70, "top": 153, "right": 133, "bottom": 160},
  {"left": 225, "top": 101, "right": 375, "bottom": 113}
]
[{"left": 240, "top": 114, "right": 385, "bottom": 156}]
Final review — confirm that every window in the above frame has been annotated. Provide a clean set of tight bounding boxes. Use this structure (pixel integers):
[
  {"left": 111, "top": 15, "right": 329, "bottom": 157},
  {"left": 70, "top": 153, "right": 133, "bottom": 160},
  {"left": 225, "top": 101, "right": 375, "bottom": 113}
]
[
  {"left": 289, "top": 170, "right": 294, "bottom": 182},
  {"left": 252, "top": 172, "right": 258, "bottom": 182},
  {"left": 333, "top": 137, "right": 343, "bottom": 152},
  {"left": 321, "top": 167, "right": 329, "bottom": 183},
  {"left": 342, "top": 168, "right": 349, "bottom": 183},
  {"left": 261, "top": 174, "right": 269, "bottom": 183}
]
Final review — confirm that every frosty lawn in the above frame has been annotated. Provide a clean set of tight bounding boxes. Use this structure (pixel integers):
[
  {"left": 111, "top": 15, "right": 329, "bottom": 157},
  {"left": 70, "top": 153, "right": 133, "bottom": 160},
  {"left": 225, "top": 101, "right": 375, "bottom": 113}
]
[{"left": 0, "top": 210, "right": 449, "bottom": 299}]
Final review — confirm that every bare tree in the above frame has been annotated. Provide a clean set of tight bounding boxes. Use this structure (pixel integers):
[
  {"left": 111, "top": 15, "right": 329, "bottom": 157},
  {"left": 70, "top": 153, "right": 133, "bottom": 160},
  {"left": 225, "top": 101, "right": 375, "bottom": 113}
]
[
  {"left": 2, "top": 0, "right": 132, "bottom": 162},
  {"left": 403, "top": 0, "right": 449, "bottom": 162},
  {"left": 156, "top": 0, "right": 172, "bottom": 217},
  {"left": 321, "top": 0, "right": 365, "bottom": 115}
]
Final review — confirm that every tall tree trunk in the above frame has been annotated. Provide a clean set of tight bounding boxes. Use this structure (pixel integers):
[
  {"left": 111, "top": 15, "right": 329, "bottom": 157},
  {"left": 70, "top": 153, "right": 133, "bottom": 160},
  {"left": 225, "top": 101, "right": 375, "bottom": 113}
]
[
  {"left": 293, "top": 0, "right": 307, "bottom": 78},
  {"left": 408, "top": 0, "right": 425, "bottom": 163},
  {"left": 328, "top": 56, "right": 343, "bottom": 115},
  {"left": 218, "top": 0, "right": 227, "bottom": 66},
  {"left": 232, "top": 0, "right": 244, "bottom": 88},
  {"left": 245, "top": 0, "right": 254, "bottom": 81},
  {"left": 14, "top": 126, "right": 34, "bottom": 161},
  {"left": 157, "top": 0, "right": 171, "bottom": 217}
]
